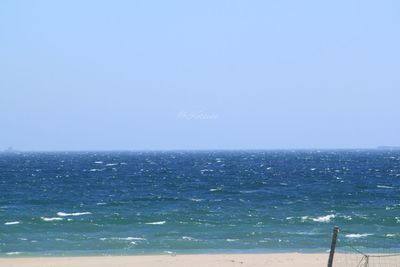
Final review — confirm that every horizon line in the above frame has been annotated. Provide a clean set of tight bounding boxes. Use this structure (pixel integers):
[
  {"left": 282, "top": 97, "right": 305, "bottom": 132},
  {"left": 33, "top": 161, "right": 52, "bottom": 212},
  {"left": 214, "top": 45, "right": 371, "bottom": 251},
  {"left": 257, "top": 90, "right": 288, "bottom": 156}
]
[{"left": 1, "top": 147, "right": 400, "bottom": 153}]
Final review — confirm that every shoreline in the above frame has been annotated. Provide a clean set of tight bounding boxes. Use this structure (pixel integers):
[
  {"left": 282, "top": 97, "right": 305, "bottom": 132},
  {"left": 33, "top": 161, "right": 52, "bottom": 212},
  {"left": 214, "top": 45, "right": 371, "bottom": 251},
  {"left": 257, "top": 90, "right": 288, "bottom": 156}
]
[{"left": 0, "top": 253, "right": 329, "bottom": 267}]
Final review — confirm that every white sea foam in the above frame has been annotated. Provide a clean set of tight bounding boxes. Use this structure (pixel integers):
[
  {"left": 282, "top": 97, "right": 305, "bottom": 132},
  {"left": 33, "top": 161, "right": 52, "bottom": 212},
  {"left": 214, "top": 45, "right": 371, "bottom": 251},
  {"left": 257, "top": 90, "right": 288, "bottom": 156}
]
[
  {"left": 145, "top": 221, "right": 166, "bottom": 225},
  {"left": 226, "top": 238, "right": 239, "bottom": 242},
  {"left": 163, "top": 251, "right": 176, "bottom": 256},
  {"left": 41, "top": 217, "right": 63, "bottom": 222},
  {"left": 94, "top": 161, "right": 103, "bottom": 164},
  {"left": 345, "top": 233, "right": 372, "bottom": 238},
  {"left": 57, "top": 212, "right": 92, "bottom": 217},
  {"left": 312, "top": 214, "right": 335, "bottom": 223},
  {"left": 6, "top": 252, "right": 21, "bottom": 255},
  {"left": 106, "top": 163, "right": 118, "bottom": 166},
  {"left": 100, "top": 237, "right": 146, "bottom": 241},
  {"left": 96, "top": 202, "right": 107, "bottom": 205},
  {"left": 377, "top": 185, "right": 394, "bottom": 189},
  {"left": 5, "top": 221, "right": 20, "bottom": 225},
  {"left": 89, "top": 168, "right": 104, "bottom": 172},
  {"left": 209, "top": 188, "right": 222, "bottom": 192},
  {"left": 182, "top": 236, "right": 195, "bottom": 241},
  {"left": 342, "top": 215, "right": 352, "bottom": 220},
  {"left": 190, "top": 198, "right": 204, "bottom": 202}
]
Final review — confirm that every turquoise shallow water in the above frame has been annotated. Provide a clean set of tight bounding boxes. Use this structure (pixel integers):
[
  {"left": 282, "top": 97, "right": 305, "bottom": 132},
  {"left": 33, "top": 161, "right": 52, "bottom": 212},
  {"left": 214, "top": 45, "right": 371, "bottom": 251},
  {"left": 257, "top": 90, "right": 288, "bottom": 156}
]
[{"left": 0, "top": 150, "right": 399, "bottom": 256}]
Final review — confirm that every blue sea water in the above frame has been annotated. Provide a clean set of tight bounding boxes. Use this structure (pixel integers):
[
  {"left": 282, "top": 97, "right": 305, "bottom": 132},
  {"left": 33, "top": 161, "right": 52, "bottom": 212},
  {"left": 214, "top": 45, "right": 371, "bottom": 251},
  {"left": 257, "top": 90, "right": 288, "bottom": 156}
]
[{"left": 0, "top": 150, "right": 399, "bottom": 256}]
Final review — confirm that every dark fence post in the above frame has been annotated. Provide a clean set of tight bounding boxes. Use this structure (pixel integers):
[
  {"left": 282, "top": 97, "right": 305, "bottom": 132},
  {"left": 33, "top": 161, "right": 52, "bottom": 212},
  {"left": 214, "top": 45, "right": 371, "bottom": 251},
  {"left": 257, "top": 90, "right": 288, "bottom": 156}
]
[{"left": 327, "top": 226, "right": 339, "bottom": 267}]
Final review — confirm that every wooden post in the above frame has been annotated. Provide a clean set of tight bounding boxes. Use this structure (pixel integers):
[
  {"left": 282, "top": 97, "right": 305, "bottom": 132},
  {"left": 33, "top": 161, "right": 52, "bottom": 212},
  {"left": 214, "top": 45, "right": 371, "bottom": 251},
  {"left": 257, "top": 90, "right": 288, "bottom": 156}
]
[{"left": 327, "top": 226, "right": 339, "bottom": 267}]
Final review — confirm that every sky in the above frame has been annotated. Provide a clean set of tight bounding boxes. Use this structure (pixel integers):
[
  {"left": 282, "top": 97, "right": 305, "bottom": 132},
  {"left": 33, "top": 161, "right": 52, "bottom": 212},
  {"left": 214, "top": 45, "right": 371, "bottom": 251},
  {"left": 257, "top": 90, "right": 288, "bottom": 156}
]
[{"left": 1, "top": 0, "right": 399, "bottom": 151}]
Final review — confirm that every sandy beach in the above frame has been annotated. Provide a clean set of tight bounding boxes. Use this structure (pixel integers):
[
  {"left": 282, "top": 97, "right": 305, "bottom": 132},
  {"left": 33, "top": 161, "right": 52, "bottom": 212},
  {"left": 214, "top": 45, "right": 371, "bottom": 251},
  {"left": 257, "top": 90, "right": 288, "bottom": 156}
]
[{"left": 0, "top": 253, "right": 328, "bottom": 267}]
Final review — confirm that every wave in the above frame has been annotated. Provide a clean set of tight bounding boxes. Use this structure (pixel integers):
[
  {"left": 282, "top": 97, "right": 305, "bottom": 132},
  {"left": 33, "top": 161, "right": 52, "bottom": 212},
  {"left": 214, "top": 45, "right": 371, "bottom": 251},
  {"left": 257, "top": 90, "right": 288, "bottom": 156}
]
[
  {"left": 189, "top": 198, "right": 204, "bottom": 202},
  {"left": 100, "top": 237, "right": 146, "bottom": 241},
  {"left": 345, "top": 233, "right": 372, "bottom": 238},
  {"left": 312, "top": 214, "right": 335, "bottom": 223},
  {"left": 41, "top": 217, "right": 63, "bottom": 222},
  {"left": 209, "top": 188, "right": 222, "bottom": 192},
  {"left": 377, "top": 185, "right": 394, "bottom": 189},
  {"left": 5, "top": 221, "right": 20, "bottom": 225},
  {"left": 6, "top": 252, "right": 21, "bottom": 255},
  {"left": 286, "top": 214, "right": 336, "bottom": 223},
  {"left": 145, "top": 221, "right": 166, "bottom": 225},
  {"left": 57, "top": 212, "right": 92, "bottom": 217},
  {"left": 182, "top": 236, "right": 197, "bottom": 241},
  {"left": 89, "top": 169, "right": 104, "bottom": 172}
]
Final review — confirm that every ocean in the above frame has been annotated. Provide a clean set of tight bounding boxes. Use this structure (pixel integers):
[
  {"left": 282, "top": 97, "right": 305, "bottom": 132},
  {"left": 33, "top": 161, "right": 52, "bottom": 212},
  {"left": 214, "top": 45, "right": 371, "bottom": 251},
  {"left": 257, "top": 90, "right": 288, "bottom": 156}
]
[{"left": 0, "top": 150, "right": 399, "bottom": 256}]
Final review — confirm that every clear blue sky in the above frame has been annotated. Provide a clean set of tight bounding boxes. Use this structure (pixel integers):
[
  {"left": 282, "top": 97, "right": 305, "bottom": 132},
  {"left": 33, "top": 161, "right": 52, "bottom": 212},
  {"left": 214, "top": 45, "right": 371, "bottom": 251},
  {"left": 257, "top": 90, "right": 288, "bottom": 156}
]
[{"left": 1, "top": 0, "right": 399, "bottom": 150}]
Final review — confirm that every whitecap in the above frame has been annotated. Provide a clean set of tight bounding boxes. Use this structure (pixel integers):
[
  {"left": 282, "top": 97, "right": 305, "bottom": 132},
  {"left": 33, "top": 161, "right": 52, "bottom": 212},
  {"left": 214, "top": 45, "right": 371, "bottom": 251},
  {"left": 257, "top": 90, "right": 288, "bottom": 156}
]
[
  {"left": 240, "top": 190, "right": 260, "bottom": 194},
  {"left": 190, "top": 198, "right": 204, "bottom": 202},
  {"left": 342, "top": 215, "right": 352, "bottom": 220},
  {"left": 226, "top": 238, "right": 239, "bottom": 242},
  {"left": 106, "top": 163, "right": 118, "bottom": 166},
  {"left": 6, "top": 252, "right": 21, "bottom": 255},
  {"left": 100, "top": 237, "right": 146, "bottom": 241},
  {"left": 377, "top": 185, "right": 394, "bottom": 189},
  {"left": 345, "top": 233, "right": 372, "bottom": 238},
  {"left": 96, "top": 202, "right": 107, "bottom": 205},
  {"left": 182, "top": 236, "right": 195, "bottom": 241},
  {"left": 209, "top": 188, "right": 222, "bottom": 192},
  {"left": 163, "top": 251, "right": 176, "bottom": 256},
  {"left": 94, "top": 161, "right": 103, "bottom": 164},
  {"left": 145, "top": 221, "right": 166, "bottom": 225},
  {"left": 312, "top": 214, "right": 335, "bottom": 223},
  {"left": 57, "top": 212, "right": 92, "bottom": 217},
  {"left": 41, "top": 217, "right": 63, "bottom": 222},
  {"left": 5, "top": 221, "right": 20, "bottom": 225}
]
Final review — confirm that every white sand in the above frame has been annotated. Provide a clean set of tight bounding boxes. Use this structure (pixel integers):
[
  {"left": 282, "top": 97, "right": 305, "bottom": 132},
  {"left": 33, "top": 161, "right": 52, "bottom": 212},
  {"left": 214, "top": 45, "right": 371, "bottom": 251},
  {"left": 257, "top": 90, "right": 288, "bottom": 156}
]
[{"left": 0, "top": 253, "right": 328, "bottom": 267}]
